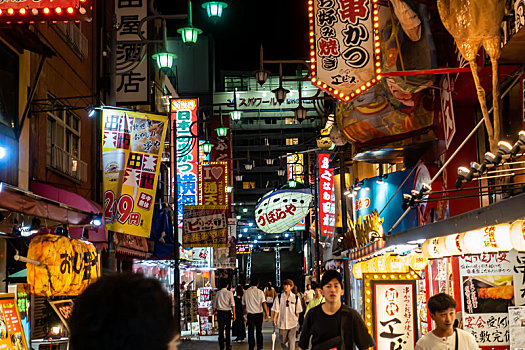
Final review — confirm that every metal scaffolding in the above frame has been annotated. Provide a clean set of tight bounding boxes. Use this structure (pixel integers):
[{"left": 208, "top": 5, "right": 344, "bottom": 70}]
[
  {"left": 275, "top": 247, "right": 281, "bottom": 287},
  {"left": 247, "top": 251, "right": 252, "bottom": 281}
]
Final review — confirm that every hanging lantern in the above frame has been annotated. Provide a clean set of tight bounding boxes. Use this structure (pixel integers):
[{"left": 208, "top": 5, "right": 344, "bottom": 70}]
[
  {"left": 159, "top": 268, "right": 168, "bottom": 278},
  {"left": 152, "top": 266, "right": 160, "bottom": 275},
  {"left": 152, "top": 52, "right": 177, "bottom": 69},
  {"left": 216, "top": 126, "right": 228, "bottom": 137},
  {"left": 229, "top": 110, "right": 242, "bottom": 121},
  {"left": 463, "top": 224, "right": 511, "bottom": 254},
  {"left": 376, "top": 254, "right": 388, "bottom": 273},
  {"left": 444, "top": 233, "right": 463, "bottom": 256},
  {"left": 177, "top": 26, "right": 203, "bottom": 46},
  {"left": 422, "top": 237, "right": 441, "bottom": 259},
  {"left": 510, "top": 220, "right": 525, "bottom": 251},
  {"left": 200, "top": 141, "right": 213, "bottom": 154},
  {"left": 202, "top": 1, "right": 228, "bottom": 19},
  {"left": 386, "top": 255, "right": 406, "bottom": 273},
  {"left": 407, "top": 251, "right": 427, "bottom": 271}
]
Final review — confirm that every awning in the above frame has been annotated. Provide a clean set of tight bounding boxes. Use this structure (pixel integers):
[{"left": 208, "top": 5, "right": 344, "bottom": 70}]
[
  {"left": 94, "top": 232, "right": 149, "bottom": 259},
  {"left": 0, "top": 23, "right": 54, "bottom": 57},
  {"left": 342, "top": 240, "right": 385, "bottom": 261},
  {"left": 0, "top": 182, "right": 94, "bottom": 225},
  {"left": 385, "top": 192, "right": 525, "bottom": 247}
]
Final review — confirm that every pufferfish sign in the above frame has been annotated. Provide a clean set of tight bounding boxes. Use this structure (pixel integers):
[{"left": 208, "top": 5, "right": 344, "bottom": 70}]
[{"left": 255, "top": 188, "right": 312, "bottom": 234}]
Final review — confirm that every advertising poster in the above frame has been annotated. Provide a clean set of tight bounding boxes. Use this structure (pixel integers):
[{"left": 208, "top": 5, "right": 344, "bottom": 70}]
[
  {"left": 373, "top": 281, "right": 417, "bottom": 350},
  {"left": 311, "top": 0, "right": 378, "bottom": 99},
  {"left": 182, "top": 206, "right": 228, "bottom": 247},
  {"left": 236, "top": 244, "right": 251, "bottom": 255},
  {"left": 459, "top": 252, "right": 513, "bottom": 347},
  {"left": 0, "top": 293, "right": 28, "bottom": 350},
  {"left": 318, "top": 153, "right": 336, "bottom": 241},
  {"left": 171, "top": 99, "right": 199, "bottom": 228},
  {"left": 199, "top": 162, "right": 228, "bottom": 205},
  {"left": 509, "top": 306, "right": 525, "bottom": 349},
  {"left": 213, "top": 248, "right": 236, "bottom": 269},
  {"left": 102, "top": 108, "right": 168, "bottom": 238}
]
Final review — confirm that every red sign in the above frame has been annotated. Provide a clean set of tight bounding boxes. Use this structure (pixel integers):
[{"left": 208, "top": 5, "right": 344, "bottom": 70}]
[
  {"left": 182, "top": 205, "right": 228, "bottom": 247},
  {"left": 441, "top": 74, "right": 456, "bottom": 149},
  {"left": 199, "top": 162, "right": 228, "bottom": 205},
  {"left": 0, "top": 0, "right": 90, "bottom": 22},
  {"left": 318, "top": 154, "right": 336, "bottom": 239}
]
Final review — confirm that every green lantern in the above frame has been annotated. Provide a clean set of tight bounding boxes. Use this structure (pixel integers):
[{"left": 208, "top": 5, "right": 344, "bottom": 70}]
[
  {"left": 229, "top": 110, "right": 242, "bottom": 121},
  {"left": 288, "top": 180, "right": 297, "bottom": 188},
  {"left": 200, "top": 141, "right": 213, "bottom": 154},
  {"left": 152, "top": 52, "right": 177, "bottom": 69},
  {"left": 177, "top": 26, "right": 203, "bottom": 46},
  {"left": 225, "top": 185, "right": 233, "bottom": 193},
  {"left": 216, "top": 126, "right": 228, "bottom": 137},
  {"left": 202, "top": 1, "right": 228, "bottom": 19}
]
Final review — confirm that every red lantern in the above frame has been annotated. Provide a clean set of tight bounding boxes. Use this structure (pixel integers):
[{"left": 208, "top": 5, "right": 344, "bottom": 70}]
[
  {"left": 159, "top": 268, "right": 167, "bottom": 278},
  {"left": 152, "top": 266, "right": 160, "bottom": 275}
]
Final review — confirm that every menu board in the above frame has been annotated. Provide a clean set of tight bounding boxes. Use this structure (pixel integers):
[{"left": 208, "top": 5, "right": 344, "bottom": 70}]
[{"left": 0, "top": 293, "right": 28, "bottom": 350}]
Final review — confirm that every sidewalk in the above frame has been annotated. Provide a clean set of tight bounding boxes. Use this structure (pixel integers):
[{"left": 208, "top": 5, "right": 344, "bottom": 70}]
[{"left": 179, "top": 319, "right": 297, "bottom": 350}]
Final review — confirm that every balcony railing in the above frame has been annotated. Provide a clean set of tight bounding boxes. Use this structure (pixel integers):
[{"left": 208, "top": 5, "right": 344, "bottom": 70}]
[{"left": 47, "top": 145, "right": 87, "bottom": 183}]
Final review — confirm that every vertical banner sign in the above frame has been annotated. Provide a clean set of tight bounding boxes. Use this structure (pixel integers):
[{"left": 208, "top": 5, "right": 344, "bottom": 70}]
[
  {"left": 318, "top": 154, "right": 336, "bottom": 240},
  {"left": 373, "top": 281, "right": 417, "bottom": 349},
  {"left": 102, "top": 108, "right": 168, "bottom": 237},
  {"left": 459, "top": 252, "right": 512, "bottom": 347},
  {"left": 183, "top": 205, "right": 228, "bottom": 247},
  {"left": 310, "top": 0, "right": 381, "bottom": 101},
  {"left": 199, "top": 162, "right": 228, "bottom": 205},
  {"left": 115, "top": 0, "right": 148, "bottom": 104},
  {"left": 441, "top": 74, "right": 456, "bottom": 149},
  {"left": 210, "top": 115, "right": 233, "bottom": 207},
  {"left": 0, "top": 294, "right": 29, "bottom": 350},
  {"left": 171, "top": 99, "right": 199, "bottom": 227}
]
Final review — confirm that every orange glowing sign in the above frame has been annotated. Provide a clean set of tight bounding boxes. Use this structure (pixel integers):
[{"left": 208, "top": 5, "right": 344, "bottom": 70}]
[{"left": 0, "top": 0, "right": 90, "bottom": 22}]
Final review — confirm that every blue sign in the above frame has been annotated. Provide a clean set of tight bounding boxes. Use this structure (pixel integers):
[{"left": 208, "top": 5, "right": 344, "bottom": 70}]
[{"left": 353, "top": 169, "right": 418, "bottom": 235}]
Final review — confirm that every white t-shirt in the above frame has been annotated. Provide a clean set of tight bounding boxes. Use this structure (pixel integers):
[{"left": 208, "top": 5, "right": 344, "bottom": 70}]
[
  {"left": 415, "top": 328, "right": 480, "bottom": 350},
  {"left": 213, "top": 288, "right": 235, "bottom": 311},
  {"left": 304, "top": 289, "right": 315, "bottom": 303},
  {"left": 242, "top": 286, "right": 266, "bottom": 314},
  {"left": 271, "top": 293, "right": 303, "bottom": 330}
]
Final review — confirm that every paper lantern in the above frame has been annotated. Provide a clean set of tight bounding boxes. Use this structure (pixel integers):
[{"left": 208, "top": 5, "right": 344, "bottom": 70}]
[
  {"left": 352, "top": 262, "right": 363, "bottom": 279},
  {"left": 422, "top": 237, "right": 441, "bottom": 259},
  {"left": 376, "top": 255, "right": 388, "bottom": 273},
  {"left": 27, "top": 234, "right": 100, "bottom": 297},
  {"left": 510, "top": 220, "right": 525, "bottom": 251},
  {"left": 444, "top": 233, "right": 463, "bottom": 256},
  {"left": 406, "top": 251, "right": 427, "bottom": 271},
  {"left": 463, "top": 224, "right": 511, "bottom": 254},
  {"left": 152, "top": 266, "right": 160, "bottom": 275},
  {"left": 160, "top": 268, "right": 168, "bottom": 278},
  {"left": 386, "top": 255, "right": 406, "bottom": 272}
]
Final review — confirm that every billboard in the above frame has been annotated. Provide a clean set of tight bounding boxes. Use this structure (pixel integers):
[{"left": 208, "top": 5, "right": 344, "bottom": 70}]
[
  {"left": 318, "top": 153, "right": 336, "bottom": 240},
  {"left": 171, "top": 99, "right": 199, "bottom": 227},
  {"left": 309, "top": 0, "right": 381, "bottom": 101},
  {"left": 182, "top": 205, "right": 228, "bottom": 248},
  {"left": 199, "top": 162, "right": 229, "bottom": 205},
  {"left": 102, "top": 108, "right": 168, "bottom": 237}
]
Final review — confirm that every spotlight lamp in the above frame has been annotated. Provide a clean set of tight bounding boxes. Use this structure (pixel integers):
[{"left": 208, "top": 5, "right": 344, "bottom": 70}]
[
  {"left": 484, "top": 152, "right": 498, "bottom": 166},
  {"left": 90, "top": 213, "right": 103, "bottom": 227},
  {"left": 455, "top": 166, "right": 474, "bottom": 189},
  {"left": 498, "top": 141, "right": 513, "bottom": 160},
  {"left": 510, "top": 131, "right": 525, "bottom": 155},
  {"left": 85, "top": 105, "right": 96, "bottom": 118},
  {"left": 353, "top": 179, "right": 361, "bottom": 191},
  {"left": 470, "top": 161, "right": 486, "bottom": 175}
]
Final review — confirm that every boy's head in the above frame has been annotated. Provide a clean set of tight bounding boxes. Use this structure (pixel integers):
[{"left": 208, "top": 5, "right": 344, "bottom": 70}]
[
  {"left": 307, "top": 284, "right": 311, "bottom": 290},
  {"left": 283, "top": 279, "right": 294, "bottom": 292},
  {"left": 250, "top": 277, "right": 259, "bottom": 287},
  {"left": 219, "top": 279, "right": 229, "bottom": 289},
  {"left": 314, "top": 284, "right": 322, "bottom": 297},
  {"left": 427, "top": 293, "right": 457, "bottom": 332},
  {"left": 320, "top": 270, "right": 343, "bottom": 303}
]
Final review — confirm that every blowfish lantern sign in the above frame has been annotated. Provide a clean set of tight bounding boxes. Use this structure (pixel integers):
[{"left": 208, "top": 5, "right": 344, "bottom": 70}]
[
  {"left": 309, "top": 0, "right": 382, "bottom": 101},
  {"left": 255, "top": 188, "right": 312, "bottom": 234}
]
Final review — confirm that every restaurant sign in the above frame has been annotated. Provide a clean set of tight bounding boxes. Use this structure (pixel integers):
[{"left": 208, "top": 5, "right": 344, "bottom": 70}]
[
  {"left": 309, "top": 0, "right": 382, "bottom": 101},
  {"left": 182, "top": 205, "right": 228, "bottom": 247}
]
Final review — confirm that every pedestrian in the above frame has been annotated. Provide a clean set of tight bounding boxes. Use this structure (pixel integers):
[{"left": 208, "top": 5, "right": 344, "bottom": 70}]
[
  {"left": 242, "top": 277, "right": 269, "bottom": 350},
  {"left": 272, "top": 279, "right": 303, "bottom": 350},
  {"left": 298, "top": 270, "right": 375, "bottom": 350},
  {"left": 232, "top": 285, "right": 246, "bottom": 342},
  {"left": 415, "top": 293, "right": 479, "bottom": 349},
  {"left": 303, "top": 284, "right": 315, "bottom": 305},
  {"left": 304, "top": 284, "right": 324, "bottom": 315},
  {"left": 292, "top": 285, "right": 306, "bottom": 335},
  {"left": 264, "top": 281, "right": 277, "bottom": 318},
  {"left": 69, "top": 273, "right": 178, "bottom": 350},
  {"left": 213, "top": 279, "right": 236, "bottom": 350}
]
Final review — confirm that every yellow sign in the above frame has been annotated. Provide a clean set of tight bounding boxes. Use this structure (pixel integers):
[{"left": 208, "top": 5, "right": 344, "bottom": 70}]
[
  {"left": 27, "top": 234, "right": 100, "bottom": 297},
  {"left": 102, "top": 108, "right": 168, "bottom": 237}
]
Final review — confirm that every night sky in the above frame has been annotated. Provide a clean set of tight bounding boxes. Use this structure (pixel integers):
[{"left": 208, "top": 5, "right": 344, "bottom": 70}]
[{"left": 159, "top": 0, "right": 309, "bottom": 73}]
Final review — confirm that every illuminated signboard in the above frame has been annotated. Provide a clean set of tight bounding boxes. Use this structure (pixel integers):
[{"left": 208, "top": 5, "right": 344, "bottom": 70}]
[
  {"left": 171, "top": 99, "right": 199, "bottom": 227},
  {"left": 255, "top": 188, "right": 312, "bottom": 234},
  {"left": 236, "top": 244, "right": 251, "bottom": 255},
  {"left": 308, "top": 0, "right": 382, "bottom": 101},
  {"left": 318, "top": 153, "right": 336, "bottom": 239},
  {"left": 199, "top": 162, "right": 229, "bottom": 205},
  {"left": 0, "top": 0, "right": 90, "bottom": 22}
]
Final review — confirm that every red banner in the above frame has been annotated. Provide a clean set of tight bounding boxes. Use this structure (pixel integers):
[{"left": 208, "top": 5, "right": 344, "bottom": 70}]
[
  {"left": 199, "top": 162, "right": 228, "bottom": 205},
  {"left": 182, "top": 205, "right": 228, "bottom": 247},
  {"left": 318, "top": 154, "right": 336, "bottom": 239}
]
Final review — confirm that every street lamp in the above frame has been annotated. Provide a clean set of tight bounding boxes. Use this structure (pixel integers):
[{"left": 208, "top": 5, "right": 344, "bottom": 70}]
[
  {"left": 229, "top": 110, "right": 242, "bottom": 121},
  {"left": 277, "top": 168, "right": 286, "bottom": 177},
  {"left": 202, "top": 1, "right": 228, "bottom": 19},
  {"left": 225, "top": 185, "right": 233, "bottom": 193},
  {"left": 177, "top": 1, "right": 202, "bottom": 46},
  {"left": 235, "top": 174, "right": 243, "bottom": 181},
  {"left": 244, "top": 162, "right": 253, "bottom": 171},
  {"left": 294, "top": 104, "right": 308, "bottom": 122},
  {"left": 200, "top": 141, "right": 213, "bottom": 154},
  {"left": 288, "top": 180, "right": 297, "bottom": 188},
  {"left": 254, "top": 45, "right": 270, "bottom": 86},
  {"left": 216, "top": 127, "right": 228, "bottom": 137},
  {"left": 272, "top": 84, "right": 289, "bottom": 105},
  {"left": 265, "top": 158, "right": 274, "bottom": 166},
  {"left": 152, "top": 52, "right": 177, "bottom": 69}
]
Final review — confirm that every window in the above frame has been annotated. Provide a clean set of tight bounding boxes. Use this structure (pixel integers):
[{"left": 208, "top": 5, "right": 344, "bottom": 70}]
[
  {"left": 286, "top": 138, "right": 299, "bottom": 146},
  {"left": 47, "top": 95, "right": 85, "bottom": 181},
  {"left": 285, "top": 118, "right": 297, "bottom": 125},
  {"left": 242, "top": 182, "right": 255, "bottom": 189}
]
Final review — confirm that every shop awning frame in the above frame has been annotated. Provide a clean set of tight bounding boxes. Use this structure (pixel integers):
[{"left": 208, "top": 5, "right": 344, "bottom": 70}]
[
  {"left": 385, "top": 192, "right": 525, "bottom": 247},
  {"left": 0, "top": 182, "right": 95, "bottom": 225}
]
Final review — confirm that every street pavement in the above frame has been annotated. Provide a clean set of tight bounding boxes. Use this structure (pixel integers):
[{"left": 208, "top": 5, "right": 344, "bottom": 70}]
[{"left": 178, "top": 319, "right": 297, "bottom": 350}]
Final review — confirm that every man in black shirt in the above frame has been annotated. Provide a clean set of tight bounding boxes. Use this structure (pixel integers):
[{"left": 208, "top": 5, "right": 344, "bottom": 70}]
[{"left": 298, "top": 270, "right": 374, "bottom": 350}]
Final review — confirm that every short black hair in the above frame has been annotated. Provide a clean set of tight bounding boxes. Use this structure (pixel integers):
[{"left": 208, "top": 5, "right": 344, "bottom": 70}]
[
  {"left": 428, "top": 293, "right": 457, "bottom": 314},
  {"left": 250, "top": 277, "right": 259, "bottom": 286},
  {"left": 313, "top": 284, "right": 321, "bottom": 290},
  {"left": 219, "top": 279, "right": 229, "bottom": 289},
  {"left": 70, "top": 273, "right": 175, "bottom": 350},
  {"left": 321, "top": 270, "right": 343, "bottom": 289}
]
